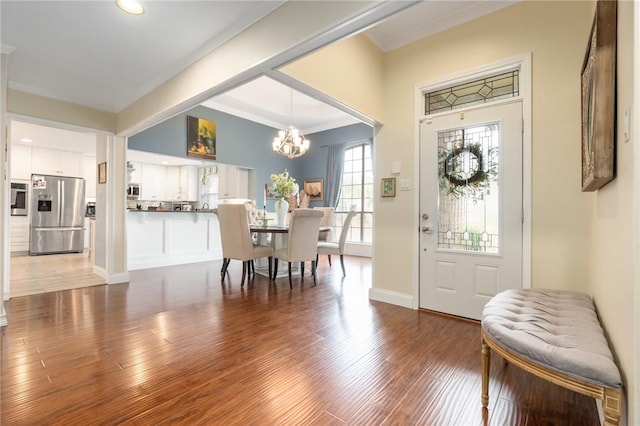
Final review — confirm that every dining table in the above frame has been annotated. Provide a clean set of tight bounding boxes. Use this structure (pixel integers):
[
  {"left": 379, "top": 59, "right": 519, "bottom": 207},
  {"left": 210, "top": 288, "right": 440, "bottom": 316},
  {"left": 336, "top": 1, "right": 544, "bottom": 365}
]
[{"left": 249, "top": 224, "right": 330, "bottom": 278}]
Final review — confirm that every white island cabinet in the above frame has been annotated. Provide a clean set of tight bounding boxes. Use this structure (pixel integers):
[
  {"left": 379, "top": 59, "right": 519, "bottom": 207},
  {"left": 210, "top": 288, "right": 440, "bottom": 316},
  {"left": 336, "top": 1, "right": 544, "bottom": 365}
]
[{"left": 127, "top": 211, "right": 222, "bottom": 270}]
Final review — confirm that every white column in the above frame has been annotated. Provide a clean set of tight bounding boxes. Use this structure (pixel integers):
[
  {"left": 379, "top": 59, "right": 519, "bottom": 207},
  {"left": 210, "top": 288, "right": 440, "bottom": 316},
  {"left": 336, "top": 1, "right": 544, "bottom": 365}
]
[
  {"left": 93, "top": 134, "right": 128, "bottom": 284},
  {"left": 1, "top": 46, "right": 15, "bottom": 326}
]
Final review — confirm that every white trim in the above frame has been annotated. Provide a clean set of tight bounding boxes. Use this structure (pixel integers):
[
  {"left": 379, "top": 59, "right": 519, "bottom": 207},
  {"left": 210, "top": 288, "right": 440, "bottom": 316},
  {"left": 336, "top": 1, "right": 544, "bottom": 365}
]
[
  {"left": 369, "top": 288, "right": 414, "bottom": 309},
  {"left": 412, "top": 53, "right": 532, "bottom": 310},
  {"left": 91, "top": 267, "right": 128, "bottom": 285},
  {"left": 344, "top": 242, "right": 372, "bottom": 258},
  {"left": 128, "top": 253, "right": 220, "bottom": 271},
  {"left": 633, "top": 2, "right": 640, "bottom": 425},
  {"left": 93, "top": 265, "right": 107, "bottom": 280},
  {"left": 7, "top": 113, "right": 113, "bottom": 137},
  {"left": 107, "top": 272, "right": 129, "bottom": 285}
]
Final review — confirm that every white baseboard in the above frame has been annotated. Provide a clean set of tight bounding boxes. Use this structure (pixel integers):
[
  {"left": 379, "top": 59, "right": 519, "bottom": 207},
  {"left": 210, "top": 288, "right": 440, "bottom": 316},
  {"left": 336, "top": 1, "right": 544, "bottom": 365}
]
[
  {"left": 93, "top": 265, "right": 107, "bottom": 279},
  {"left": 0, "top": 303, "right": 6, "bottom": 327},
  {"left": 107, "top": 272, "right": 129, "bottom": 285},
  {"left": 128, "top": 253, "right": 222, "bottom": 271},
  {"left": 368, "top": 288, "right": 414, "bottom": 309},
  {"left": 92, "top": 266, "right": 129, "bottom": 285}
]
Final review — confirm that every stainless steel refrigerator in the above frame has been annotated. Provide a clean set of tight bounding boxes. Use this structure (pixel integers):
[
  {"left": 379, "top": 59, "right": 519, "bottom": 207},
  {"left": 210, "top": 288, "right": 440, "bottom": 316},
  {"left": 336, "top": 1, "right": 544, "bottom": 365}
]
[{"left": 30, "top": 174, "right": 86, "bottom": 255}]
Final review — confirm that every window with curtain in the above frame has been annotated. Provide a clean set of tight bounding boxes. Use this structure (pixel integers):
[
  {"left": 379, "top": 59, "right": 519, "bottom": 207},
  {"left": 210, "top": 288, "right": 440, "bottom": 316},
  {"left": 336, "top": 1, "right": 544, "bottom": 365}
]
[{"left": 334, "top": 143, "right": 373, "bottom": 244}]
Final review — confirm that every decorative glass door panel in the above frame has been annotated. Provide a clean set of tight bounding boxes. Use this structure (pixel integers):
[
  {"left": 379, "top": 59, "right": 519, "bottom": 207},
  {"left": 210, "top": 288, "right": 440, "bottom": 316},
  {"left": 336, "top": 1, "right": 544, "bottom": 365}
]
[{"left": 437, "top": 124, "right": 500, "bottom": 254}]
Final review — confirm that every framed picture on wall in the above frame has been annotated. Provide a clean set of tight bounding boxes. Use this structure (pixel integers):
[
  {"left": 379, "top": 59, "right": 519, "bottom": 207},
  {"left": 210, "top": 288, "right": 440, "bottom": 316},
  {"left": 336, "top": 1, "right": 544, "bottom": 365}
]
[
  {"left": 98, "top": 162, "right": 107, "bottom": 184},
  {"left": 187, "top": 116, "right": 217, "bottom": 160},
  {"left": 303, "top": 179, "right": 323, "bottom": 201},
  {"left": 381, "top": 177, "right": 396, "bottom": 197},
  {"left": 580, "top": 0, "right": 616, "bottom": 191},
  {"left": 265, "top": 183, "right": 277, "bottom": 200}
]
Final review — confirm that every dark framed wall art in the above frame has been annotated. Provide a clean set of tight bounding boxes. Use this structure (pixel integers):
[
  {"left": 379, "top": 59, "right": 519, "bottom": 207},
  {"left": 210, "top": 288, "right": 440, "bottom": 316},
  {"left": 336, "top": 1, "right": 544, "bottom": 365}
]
[
  {"left": 303, "top": 179, "right": 323, "bottom": 201},
  {"left": 187, "top": 116, "right": 217, "bottom": 160},
  {"left": 581, "top": 0, "right": 617, "bottom": 192}
]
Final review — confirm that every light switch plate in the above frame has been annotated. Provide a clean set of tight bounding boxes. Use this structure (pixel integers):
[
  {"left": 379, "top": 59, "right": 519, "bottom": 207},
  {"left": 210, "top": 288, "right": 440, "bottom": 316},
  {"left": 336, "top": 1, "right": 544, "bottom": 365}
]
[
  {"left": 399, "top": 179, "right": 411, "bottom": 191},
  {"left": 624, "top": 107, "right": 631, "bottom": 142}
]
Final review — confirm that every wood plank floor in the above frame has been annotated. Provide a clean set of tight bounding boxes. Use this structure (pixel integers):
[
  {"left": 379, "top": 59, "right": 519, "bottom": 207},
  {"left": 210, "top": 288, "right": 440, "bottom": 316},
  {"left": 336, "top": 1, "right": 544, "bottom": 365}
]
[{"left": 1, "top": 256, "right": 599, "bottom": 425}]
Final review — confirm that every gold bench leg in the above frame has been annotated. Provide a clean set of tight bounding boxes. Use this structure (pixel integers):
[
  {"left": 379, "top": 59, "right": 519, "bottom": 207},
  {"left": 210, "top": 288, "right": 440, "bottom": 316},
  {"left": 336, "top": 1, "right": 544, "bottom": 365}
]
[
  {"left": 603, "top": 387, "right": 621, "bottom": 426},
  {"left": 482, "top": 336, "right": 490, "bottom": 407}
]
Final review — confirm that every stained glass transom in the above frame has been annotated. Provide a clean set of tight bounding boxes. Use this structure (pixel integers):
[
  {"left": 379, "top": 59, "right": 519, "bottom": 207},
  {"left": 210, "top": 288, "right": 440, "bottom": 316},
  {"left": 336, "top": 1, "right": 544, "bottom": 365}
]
[
  {"left": 425, "top": 70, "right": 519, "bottom": 115},
  {"left": 437, "top": 123, "right": 500, "bottom": 254}
]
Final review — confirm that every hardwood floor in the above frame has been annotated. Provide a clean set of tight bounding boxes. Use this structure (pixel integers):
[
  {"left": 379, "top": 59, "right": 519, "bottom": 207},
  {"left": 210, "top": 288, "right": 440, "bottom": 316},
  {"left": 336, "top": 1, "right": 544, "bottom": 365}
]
[{"left": 1, "top": 257, "right": 599, "bottom": 425}]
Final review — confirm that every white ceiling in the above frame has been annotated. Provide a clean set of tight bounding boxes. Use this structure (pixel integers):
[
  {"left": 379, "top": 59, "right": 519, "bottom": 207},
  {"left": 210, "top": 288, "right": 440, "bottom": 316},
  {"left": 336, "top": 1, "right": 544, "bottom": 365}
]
[
  {"left": 1, "top": 0, "right": 284, "bottom": 113},
  {"left": 3, "top": 0, "right": 519, "bottom": 159}
]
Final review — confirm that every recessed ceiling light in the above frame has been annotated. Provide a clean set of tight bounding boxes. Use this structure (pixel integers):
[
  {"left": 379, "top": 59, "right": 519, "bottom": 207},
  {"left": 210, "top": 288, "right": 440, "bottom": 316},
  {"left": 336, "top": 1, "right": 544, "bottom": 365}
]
[
  {"left": 20, "top": 138, "right": 32, "bottom": 143},
  {"left": 116, "top": 0, "right": 144, "bottom": 15},
  {"left": 161, "top": 161, "right": 169, "bottom": 165}
]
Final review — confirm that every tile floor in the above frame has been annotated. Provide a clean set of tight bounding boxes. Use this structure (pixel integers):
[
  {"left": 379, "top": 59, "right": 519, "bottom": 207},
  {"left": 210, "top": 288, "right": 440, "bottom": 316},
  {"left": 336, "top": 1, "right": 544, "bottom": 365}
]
[{"left": 10, "top": 251, "right": 105, "bottom": 297}]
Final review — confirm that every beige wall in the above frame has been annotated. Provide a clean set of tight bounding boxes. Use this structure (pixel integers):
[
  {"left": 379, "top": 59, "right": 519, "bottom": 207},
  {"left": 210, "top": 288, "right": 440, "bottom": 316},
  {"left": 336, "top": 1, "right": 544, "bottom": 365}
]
[
  {"left": 282, "top": 33, "right": 385, "bottom": 124},
  {"left": 7, "top": 89, "right": 116, "bottom": 132},
  {"left": 375, "top": 0, "right": 595, "bottom": 296},
  {"left": 588, "top": 1, "right": 637, "bottom": 423}
]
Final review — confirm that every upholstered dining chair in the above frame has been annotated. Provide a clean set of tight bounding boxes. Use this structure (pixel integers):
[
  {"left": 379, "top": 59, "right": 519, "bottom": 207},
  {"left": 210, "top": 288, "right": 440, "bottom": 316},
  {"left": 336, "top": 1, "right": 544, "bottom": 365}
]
[
  {"left": 217, "top": 203, "right": 273, "bottom": 286},
  {"left": 272, "top": 209, "right": 323, "bottom": 288},
  {"left": 314, "top": 207, "right": 334, "bottom": 242},
  {"left": 317, "top": 209, "right": 357, "bottom": 277}
]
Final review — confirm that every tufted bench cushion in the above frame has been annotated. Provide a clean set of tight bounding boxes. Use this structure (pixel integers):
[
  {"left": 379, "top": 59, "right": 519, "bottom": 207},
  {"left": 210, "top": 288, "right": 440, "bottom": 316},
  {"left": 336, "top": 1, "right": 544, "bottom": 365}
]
[
  {"left": 482, "top": 288, "right": 621, "bottom": 389},
  {"left": 481, "top": 289, "right": 622, "bottom": 425}
]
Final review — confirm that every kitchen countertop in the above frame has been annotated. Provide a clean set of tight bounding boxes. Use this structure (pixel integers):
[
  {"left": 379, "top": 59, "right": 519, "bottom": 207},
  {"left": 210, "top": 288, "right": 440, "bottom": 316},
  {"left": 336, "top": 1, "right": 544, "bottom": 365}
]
[{"left": 127, "top": 209, "right": 216, "bottom": 213}]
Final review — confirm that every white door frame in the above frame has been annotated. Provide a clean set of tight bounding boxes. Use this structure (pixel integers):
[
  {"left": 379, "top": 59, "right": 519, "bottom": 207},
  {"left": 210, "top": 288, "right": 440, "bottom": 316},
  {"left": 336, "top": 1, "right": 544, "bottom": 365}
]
[{"left": 412, "top": 53, "right": 532, "bottom": 310}]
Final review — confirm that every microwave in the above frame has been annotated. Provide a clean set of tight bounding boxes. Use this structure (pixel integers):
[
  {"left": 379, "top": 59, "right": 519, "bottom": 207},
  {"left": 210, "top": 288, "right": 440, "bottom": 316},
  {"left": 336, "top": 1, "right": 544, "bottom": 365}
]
[
  {"left": 86, "top": 202, "right": 96, "bottom": 217},
  {"left": 127, "top": 183, "right": 140, "bottom": 198},
  {"left": 10, "top": 182, "right": 28, "bottom": 216}
]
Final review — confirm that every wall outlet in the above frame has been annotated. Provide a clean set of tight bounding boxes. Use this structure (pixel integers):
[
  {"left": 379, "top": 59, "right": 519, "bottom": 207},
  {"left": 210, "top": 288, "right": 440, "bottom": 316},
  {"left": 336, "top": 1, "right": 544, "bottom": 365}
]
[{"left": 399, "top": 179, "right": 411, "bottom": 191}]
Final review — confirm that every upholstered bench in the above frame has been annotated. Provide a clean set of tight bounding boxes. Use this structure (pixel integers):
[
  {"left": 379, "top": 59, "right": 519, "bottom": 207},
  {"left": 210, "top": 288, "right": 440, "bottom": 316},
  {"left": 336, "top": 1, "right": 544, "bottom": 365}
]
[{"left": 481, "top": 289, "right": 622, "bottom": 426}]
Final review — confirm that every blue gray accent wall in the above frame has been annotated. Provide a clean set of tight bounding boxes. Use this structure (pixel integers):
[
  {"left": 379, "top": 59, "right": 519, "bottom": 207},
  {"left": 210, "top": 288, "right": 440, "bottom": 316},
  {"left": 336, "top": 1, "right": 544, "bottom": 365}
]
[
  {"left": 299, "top": 123, "right": 373, "bottom": 207},
  {"left": 128, "top": 105, "right": 372, "bottom": 208}
]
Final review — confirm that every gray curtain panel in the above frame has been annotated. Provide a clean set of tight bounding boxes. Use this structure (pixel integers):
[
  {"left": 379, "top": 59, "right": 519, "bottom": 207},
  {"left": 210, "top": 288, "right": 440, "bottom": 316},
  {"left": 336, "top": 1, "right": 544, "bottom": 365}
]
[{"left": 325, "top": 143, "right": 345, "bottom": 208}]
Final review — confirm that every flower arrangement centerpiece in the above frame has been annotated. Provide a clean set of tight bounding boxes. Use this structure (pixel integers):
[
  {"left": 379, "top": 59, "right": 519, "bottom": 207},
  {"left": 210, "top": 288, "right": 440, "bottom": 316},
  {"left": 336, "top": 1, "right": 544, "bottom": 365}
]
[
  {"left": 270, "top": 169, "right": 298, "bottom": 226},
  {"left": 270, "top": 169, "right": 297, "bottom": 199}
]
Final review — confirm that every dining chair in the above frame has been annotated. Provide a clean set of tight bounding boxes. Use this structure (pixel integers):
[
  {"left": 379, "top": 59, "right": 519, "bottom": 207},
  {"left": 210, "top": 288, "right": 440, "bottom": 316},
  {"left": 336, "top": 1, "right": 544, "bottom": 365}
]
[
  {"left": 272, "top": 209, "right": 323, "bottom": 288},
  {"left": 314, "top": 207, "right": 334, "bottom": 242},
  {"left": 317, "top": 209, "right": 357, "bottom": 277},
  {"left": 217, "top": 203, "right": 273, "bottom": 286}
]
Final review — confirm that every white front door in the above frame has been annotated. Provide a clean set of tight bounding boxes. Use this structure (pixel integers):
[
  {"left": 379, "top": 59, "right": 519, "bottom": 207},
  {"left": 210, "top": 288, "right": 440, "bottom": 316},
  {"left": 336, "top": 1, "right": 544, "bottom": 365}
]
[{"left": 419, "top": 101, "right": 523, "bottom": 320}]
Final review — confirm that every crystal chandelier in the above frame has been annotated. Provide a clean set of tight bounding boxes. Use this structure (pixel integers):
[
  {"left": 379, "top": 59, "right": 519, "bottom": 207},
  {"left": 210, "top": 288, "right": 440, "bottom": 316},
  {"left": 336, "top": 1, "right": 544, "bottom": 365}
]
[{"left": 272, "top": 89, "right": 310, "bottom": 159}]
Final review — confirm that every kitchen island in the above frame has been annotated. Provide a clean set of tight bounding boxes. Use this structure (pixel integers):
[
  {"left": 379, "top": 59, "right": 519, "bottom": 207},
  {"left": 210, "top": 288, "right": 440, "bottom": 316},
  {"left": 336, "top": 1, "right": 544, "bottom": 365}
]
[{"left": 127, "top": 210, "right": 222, "bottom": 270}]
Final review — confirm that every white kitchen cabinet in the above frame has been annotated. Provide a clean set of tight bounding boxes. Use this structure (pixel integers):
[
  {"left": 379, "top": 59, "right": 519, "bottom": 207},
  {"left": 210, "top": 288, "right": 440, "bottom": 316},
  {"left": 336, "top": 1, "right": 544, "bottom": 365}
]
[
  {"left": 164, "top": 166, "right": 198, "bottom": 201},
  {"left": 82, "top": 155, "right": 97, "bottom": 198},
  {"left": 180, "top": 165, "right": 198, "bottom": 201},
  {"left": 10, "top": 215, "right": 29, "bottom": 252},
  {"left": 140, "top": 163, "right": 166, "bottom": 200},
  {"left": 236, "top": 168, "right": 249, "bottom": 199},
  {"left": 11, "top": 144, "right": 32, "bottom": 180},
  {"left": 31, "top": 147, "right": 81, "bottom": 177},
  {"left": 127, "top": 161, "right": 141, "bottom": 184},
  {"left": 165, "top": 167, "right": 181, "bottom": 200},
  {"left": 218, "top": 164, "right": 239, "bottom": 199}
]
